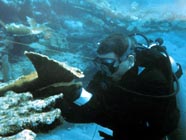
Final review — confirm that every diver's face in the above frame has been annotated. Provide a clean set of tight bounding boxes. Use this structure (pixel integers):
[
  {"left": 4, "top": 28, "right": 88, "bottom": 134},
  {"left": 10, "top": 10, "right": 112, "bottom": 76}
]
[
  {"left": 95, "top": 52, "right": 120, "bottom": 77},
  {"left": 94, "top": 52, "right": 135, "bottom": 81}
]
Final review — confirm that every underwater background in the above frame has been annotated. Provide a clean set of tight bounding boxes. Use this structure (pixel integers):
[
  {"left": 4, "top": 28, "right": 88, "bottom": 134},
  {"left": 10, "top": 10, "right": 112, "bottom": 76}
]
[{"left": 0, "top": 0, "right": 185, "bottom": 140}]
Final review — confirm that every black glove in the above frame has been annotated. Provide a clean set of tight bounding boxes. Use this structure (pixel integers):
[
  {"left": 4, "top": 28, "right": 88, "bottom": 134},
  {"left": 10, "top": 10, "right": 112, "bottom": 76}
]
[
  {"left": 32, "top": 80, "right": 82, "bottom": 102},
  {"left": 57, "top": 81, "right": 83, "bottom": 102}
]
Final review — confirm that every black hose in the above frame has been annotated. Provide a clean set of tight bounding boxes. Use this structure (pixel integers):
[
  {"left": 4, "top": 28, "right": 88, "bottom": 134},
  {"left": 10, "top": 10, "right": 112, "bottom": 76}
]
[{"left": 129, "top": 33, "right": 150, "bottom": 47}]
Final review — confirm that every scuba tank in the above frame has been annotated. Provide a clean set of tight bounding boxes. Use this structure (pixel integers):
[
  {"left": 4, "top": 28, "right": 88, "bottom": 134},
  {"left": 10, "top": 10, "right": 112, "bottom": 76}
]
[{"left": 128, "top": 33, "right": 183, "bottom": 98}]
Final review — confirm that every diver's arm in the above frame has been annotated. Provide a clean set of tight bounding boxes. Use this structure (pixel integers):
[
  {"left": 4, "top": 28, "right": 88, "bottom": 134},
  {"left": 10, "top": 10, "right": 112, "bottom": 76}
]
[
  {"left": 58, "top": 72, "right": 107, "bottom": 123},
  {"left": 59, "top": 88, "right": 104, "bottom": 123}
]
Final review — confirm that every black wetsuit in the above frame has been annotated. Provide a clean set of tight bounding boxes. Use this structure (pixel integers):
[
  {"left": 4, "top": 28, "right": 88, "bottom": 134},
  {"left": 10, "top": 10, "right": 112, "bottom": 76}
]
[{"left": 60, "top": 47, "right": 180, "bottom": 140}]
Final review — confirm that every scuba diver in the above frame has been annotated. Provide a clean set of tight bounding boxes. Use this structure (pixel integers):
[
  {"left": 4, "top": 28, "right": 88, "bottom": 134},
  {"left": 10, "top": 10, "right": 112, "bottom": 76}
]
[{"left": 56, "top": 33, "right": 183, "bottom": 140}]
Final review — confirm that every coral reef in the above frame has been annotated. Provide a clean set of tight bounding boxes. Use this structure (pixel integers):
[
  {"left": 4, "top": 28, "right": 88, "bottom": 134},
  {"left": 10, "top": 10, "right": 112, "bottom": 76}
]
[
  {"left": 0, "top": 91, "right": 63, "bottom": 137},
  {"left": 0, "top": 51, "right": 85, "bottom": 139},
  {"left": 0, "top": 17, "right": 51, "bottom": 36},
  {"left": 0, "top": 51, "right": 86, "bottom": 139},
  {"left": 39, "top": 32, "right": 69, "bottom": 51},
  {"left": 1, "top": 0, "right": 185, "bottom": 62},
  {"left": 1, "top": 54, "right": 12, "bottom": 82},
  {"left": 0, "top": 51, "right": 84, "bottom": 96},
  {"left": 0, "top": 129, "right": 36, "bottom": 140},
  {"left": 0, "top": 0, "right": 186, "bottom": 35},
  {"left": 4, "top": 23, "right": 32, "bottom": 36}
]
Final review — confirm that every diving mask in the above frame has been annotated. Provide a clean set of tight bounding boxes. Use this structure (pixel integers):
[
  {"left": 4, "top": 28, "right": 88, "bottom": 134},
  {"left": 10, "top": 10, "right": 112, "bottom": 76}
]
[{"left": 94, "top": 57, "right": 120, "bottom": 75}]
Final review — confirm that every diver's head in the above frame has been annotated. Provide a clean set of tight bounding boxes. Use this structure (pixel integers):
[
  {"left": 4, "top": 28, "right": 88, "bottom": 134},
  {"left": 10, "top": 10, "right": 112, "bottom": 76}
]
[{"left": 94, "top": 33, "right": 135, "bottom": 81}]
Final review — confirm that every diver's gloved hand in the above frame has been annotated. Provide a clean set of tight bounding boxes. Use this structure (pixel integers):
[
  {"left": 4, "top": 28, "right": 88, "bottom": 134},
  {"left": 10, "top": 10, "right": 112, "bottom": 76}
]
[
  {"left": 32, "top": 80, "right": 92, "bottom": 106},
  {"left": 59, "top": 81, "right": 83, "bottom": 102},
  {"left": 59, "top": 81, "right": 93, "bottom": 106},
  {"left": 31, "top": 80, "right": 82, "bottom": 101}
]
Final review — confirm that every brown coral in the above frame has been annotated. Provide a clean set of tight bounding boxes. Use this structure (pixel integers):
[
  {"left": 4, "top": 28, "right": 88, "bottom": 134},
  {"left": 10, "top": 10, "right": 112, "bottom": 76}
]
[{"left": 0, "top": 51, "right": 84, "bottom": 96}]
